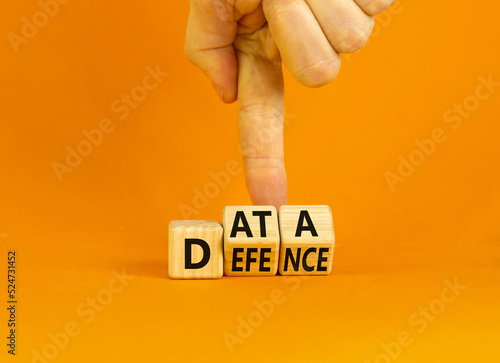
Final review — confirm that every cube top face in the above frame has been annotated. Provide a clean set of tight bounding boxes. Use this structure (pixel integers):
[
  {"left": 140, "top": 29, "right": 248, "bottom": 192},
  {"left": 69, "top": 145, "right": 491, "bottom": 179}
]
[
  {"left": 278, "top": 205, "right": 335, "bottom": 276},
  {"left": 222, "top": 206, "right": 279, "bottom": 276},
  {"left": 169, "top": 220, "right": 221, "bottom": 230},
  {"left": 168, "top": 220, "right": 223, "bottom": 279}
]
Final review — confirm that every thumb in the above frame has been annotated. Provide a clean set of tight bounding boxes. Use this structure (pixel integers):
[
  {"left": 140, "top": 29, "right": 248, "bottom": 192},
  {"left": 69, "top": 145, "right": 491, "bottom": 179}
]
[
  {"left": 236, "top": 28, "right": 288, "bottom": 209},
  {"left": 184, "top": 0, "right": 238, "bottom": 103}
]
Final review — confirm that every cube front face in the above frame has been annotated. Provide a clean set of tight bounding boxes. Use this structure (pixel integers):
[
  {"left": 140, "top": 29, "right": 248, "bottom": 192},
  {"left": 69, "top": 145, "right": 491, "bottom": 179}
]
[
  {"left": 168, "top": 220, "right": 223, "bottom": 279},
  {"left": 278, "top": 205, "right": 335, "bottom": 275},
  {"left": 222, "top": 206, "right": 279, "bottom": 276}
]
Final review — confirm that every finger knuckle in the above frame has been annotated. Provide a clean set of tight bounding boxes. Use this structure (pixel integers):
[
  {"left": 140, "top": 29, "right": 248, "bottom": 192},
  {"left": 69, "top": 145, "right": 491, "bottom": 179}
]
[
  {"left": 295, "top": 56, "right": 341, "bottom": 88},
  {"left": 239, "top": 103, "right": 284, "bottom": 124},
  {"left": 334, "top": 23, "right": 372, "bottom": 53},
  {"left": 365, "top": 0, "right": 393, "bottom": 15},
  {"left": 268, "top": 1, "right": 302, "bottom": 23}
]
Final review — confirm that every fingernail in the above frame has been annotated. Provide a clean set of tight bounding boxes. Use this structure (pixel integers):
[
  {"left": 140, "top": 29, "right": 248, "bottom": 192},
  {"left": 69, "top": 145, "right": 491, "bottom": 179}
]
[{"left": 211, "top": 81, "right": 224, "bottom": 101}]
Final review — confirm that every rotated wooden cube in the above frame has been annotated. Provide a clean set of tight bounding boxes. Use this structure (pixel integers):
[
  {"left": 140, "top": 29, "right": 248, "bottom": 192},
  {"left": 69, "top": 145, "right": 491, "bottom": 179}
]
[
  {"left": 168, "top": 220, "right": 223, "bottom": 279},
  {"left": 222, "top": 206, "right": 279, "bottom": 276},
  {"left": 278, "top": 205, "right": 335, "bottom": 275}
]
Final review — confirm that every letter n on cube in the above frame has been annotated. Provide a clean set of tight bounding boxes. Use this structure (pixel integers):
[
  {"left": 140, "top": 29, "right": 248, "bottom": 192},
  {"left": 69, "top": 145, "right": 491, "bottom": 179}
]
[{"left": 278, "top": 205, "right": 335, "bottom": 275}]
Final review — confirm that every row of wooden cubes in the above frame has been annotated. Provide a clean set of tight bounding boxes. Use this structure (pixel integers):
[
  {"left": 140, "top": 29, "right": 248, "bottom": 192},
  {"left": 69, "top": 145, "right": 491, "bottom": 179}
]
[{"left": 169, "top": 205, "right": 335, "bottom": 279}]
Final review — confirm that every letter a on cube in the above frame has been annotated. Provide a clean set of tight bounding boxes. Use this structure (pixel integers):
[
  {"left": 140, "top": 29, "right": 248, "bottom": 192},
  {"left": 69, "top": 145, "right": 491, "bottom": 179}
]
[
  {"left": 168, "top": 220, "right": 223, "bottom": 279},
  {"left": 278, "top": 205, "right": 335, "bottom": 275},
  {"left": 222, "top": 206, "right": 279, "bottom": 276}
]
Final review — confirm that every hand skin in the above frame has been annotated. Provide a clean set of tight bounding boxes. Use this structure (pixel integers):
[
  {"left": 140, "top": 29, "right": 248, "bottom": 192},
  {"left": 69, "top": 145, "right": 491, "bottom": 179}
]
[{"left": 185, "top": 0, "right": 395, "bottom": 210}]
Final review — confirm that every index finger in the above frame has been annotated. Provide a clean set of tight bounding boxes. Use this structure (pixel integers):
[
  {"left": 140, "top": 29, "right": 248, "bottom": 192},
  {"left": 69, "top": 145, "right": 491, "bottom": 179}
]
[{"left": 235, "top": 28, "right": 288, "bottom": 209}]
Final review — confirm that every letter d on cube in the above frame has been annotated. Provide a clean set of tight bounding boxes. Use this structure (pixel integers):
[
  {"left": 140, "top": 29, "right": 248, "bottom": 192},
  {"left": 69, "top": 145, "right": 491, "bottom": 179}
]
[{"left": 169, "top": 220, "right": 223, "bottom": 279}]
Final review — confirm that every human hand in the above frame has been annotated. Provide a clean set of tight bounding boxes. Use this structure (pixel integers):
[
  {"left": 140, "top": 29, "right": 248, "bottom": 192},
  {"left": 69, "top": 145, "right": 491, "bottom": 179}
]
[{"left": 185, "top": 0, "right": 394, "bottom": 209}]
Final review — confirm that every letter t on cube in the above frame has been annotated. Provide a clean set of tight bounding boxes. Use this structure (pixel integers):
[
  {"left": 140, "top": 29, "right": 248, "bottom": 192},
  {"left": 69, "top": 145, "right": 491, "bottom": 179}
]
[
  {"left": 168, "top": 220, "right": 223, "bottom": 279},
  {"left": 279, "top": 205, "right": 335, "bottom": 275}
]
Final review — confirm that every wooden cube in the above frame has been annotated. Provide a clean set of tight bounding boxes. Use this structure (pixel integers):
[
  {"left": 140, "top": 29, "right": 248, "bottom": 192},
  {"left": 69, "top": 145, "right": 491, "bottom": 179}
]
[
  {"left": 168, "top": 220, "right": 223, "bottom": 279},
  {"left": 278, "top": 205, "right": 335, "bottom": 275},
  {"left": 222, "top": 206, "right": 279, "bottom": 276}
]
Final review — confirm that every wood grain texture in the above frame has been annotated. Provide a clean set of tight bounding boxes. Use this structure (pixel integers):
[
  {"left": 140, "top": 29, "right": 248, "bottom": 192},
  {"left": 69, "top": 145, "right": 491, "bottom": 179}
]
[
  {"left": 278, "top": 205, "right": 335, "bottom": 275},
  {"left": 168, "top": 220, "right": 223, "bottom": 279},
  {"left": 222, "top": 206, "right": 279, "bottom": 276}
]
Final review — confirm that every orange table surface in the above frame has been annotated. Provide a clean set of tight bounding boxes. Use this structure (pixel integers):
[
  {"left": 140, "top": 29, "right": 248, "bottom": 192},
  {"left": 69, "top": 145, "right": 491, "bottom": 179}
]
[{"left": 1, "top": 1, "right": 499, "bottom": 362}]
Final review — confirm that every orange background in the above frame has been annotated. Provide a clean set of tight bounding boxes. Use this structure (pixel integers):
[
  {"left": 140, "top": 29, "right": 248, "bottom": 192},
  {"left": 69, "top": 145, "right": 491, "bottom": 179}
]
[{"left": 1, "top": 0, "right": 499, "bottom": 362}]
